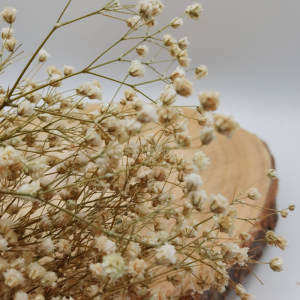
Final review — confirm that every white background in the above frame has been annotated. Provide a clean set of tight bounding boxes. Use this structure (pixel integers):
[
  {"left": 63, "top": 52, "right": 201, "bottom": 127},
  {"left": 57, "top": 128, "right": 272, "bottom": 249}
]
[{"left": 1, "top": 0, "right": 300, "bottom": 298}]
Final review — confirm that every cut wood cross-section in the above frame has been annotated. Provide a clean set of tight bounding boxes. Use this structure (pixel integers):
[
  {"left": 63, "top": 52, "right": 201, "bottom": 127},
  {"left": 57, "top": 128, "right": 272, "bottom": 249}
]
[{"left": 86, "top": 105, "right": 278, "bottom": 300}]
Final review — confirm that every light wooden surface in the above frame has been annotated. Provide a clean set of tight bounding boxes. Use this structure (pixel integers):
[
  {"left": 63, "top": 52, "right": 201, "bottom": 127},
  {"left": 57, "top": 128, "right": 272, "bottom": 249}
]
[{"left": 86, "top": 105, "right": 278, "bottom": 299}]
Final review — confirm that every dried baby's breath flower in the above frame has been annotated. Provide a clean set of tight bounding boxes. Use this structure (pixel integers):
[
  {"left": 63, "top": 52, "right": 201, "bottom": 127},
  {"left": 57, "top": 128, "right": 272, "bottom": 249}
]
[
  {"left": 28, "top": 262, "right": 46, "bottom": 280},
  {"left": 199, "top": 126, "right": 216, "bottom": 145},
  {"left": 163, "top": 34, "right": 176, "bottom": 47},
  {"left": 0, "top": 235, "right": 8, "bottom": 251},
  {"left": 170, "top": 66, "right": 185, "bottom": 82},
  {"left": 268, "top": 168, "right": 277, "bottom": 179},
  {"left": 247, "top": 188, "right": 261, "bottom": 201},
  {"left": 195, "top": 65, "right": 208, "bottom": 80},
  {"left": 128, "top": 258, "right": 147, "bottom": 279},
  {"left": 193, "top": 150, "right": 210, "bottom": 171},
  {"left": 128, "top": 60, "right": 146, "bottom": 77},
  {"left": 265, "top": 230, "right": 287, "bottom": 250},
  {"left": 90, "top": 263, "right": 105, "bottom": 278},
  {"left": 136, "top": 44, "right": 149, "bottom": 58},
  {"left": 3, "top": 36, "right": 17, "bottom": 52},
  {"left": 189, "top": 189, "right": 208, "bottom": 210},
  {"left": 17, "top": 182, "right": 40, "bottom": 200},
  {"left": 127, "top": 15, "right": 141, "bottom": 29},
  {"left": 102, "top": 253, "right": 125, "bottom": 281},
  {"left": 38, "top": 48, "right": 50, "bottom": 62},
  {"left": 281, "top": 209, "right": 288, "bottom": 218},
  {"left": 160, "top": 84, "right": 177, "bottom": 105},
  {"left": 4, "top": 268, "right": 25, "bottom": 288},
  {"left": 63, "top": 65, "right": 75, "bottom": 76},
  {"left": 184, "top": 173, "right": 202, "bottom": 192},
  {"left": 136, "top": 0, "right": 153, "bottom": 20},
  {"left": 0, "top": 4, "right": 289, "bottom": 300},
  {"left": 288, "top": 204, "right": 295, "bottom": 211},
  {"left": 155, "top": 243, "right": 176, "bottom": 265},
  {"left": 210, "top": 193, "right": 228, "bottom": 215},
  {"left": 1, "top": 27, "right": 14, "bottom": 39},
  {"left": 239, "top": 232, "right": 251, "bottom": 241},
  {"left": 215, "top": 114, "right": 240, "bottom": 138},
  {"left": 235, "top": 284, "right": 256, "bottom": 300},
  {"left": 270, "top": 257, "right": 284, "bottom": 272},
  {"left": 137, "top": 103, "right": 158, "bottom": 123},
  {"left": 185, "top": 3, "right": 203, "bottom": 20},
  {"left": 1, "top": 7, "right": 17, "bottom": 24},
  {"left": 171, "top": 17, "right": 183, "bottom": 29},
  {"left": 14, "top": 291, "right": 28, "bottom": 300},
  {"left": 178, "top": 37, "right": 190, "bottom": 51},
  {"left": 199, "top": 90, "right": 220, "bottom": 111},
  {"left": 173, "top": 77, "right": 193, "bottom": 97},
  {"left": 77, "top": 82, "right": 102, "bottom": 100},
  {"left": 38, "top": 113, "right": 52, "bottom": 123}
]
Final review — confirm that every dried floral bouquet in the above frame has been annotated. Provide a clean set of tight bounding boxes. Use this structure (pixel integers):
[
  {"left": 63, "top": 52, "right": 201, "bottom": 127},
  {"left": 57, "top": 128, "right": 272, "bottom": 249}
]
[{"left": 0, "top": 2, "right": 294, "bottom": 300}]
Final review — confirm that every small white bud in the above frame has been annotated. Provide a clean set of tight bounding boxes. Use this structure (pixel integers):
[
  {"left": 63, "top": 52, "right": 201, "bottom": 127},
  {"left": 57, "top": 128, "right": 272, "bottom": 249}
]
[
  {"left": 38, "top": 49, "right": 51, "bottom": 62},
  {"left": 268, "top": 169, "right": 277, "bottom": 179},
  {"left": 128, "top": 60, "right": 146, "bottom": 78},
  {"left": 247, "top": 188, "right": 261, "bottom": 201},
  {"left": 270, "top": 257, "right": 284, "bottom": 272},
  {"left": 1, "top": 7, "right": 17, "bottom": 24}
]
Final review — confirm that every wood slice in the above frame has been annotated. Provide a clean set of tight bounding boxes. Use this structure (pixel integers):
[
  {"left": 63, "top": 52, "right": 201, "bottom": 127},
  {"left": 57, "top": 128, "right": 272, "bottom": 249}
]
[
  {"left": 178, "top": 109, "right": 278, "bottom": 299},
  {"left": 86, "top": 105, "right": 278, "bottom": 299}
]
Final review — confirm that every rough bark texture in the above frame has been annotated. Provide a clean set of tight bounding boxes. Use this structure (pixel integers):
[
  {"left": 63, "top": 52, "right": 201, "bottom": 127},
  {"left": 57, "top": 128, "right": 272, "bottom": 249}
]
[{"left": 180, "top": 142, "right": 279, "bottom": 300}]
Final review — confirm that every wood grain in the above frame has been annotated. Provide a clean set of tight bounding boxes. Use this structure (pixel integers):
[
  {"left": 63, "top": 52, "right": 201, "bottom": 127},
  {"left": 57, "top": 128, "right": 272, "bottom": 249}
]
[{"left": 86, "top": 105, "right": 278, "bottom": 299}]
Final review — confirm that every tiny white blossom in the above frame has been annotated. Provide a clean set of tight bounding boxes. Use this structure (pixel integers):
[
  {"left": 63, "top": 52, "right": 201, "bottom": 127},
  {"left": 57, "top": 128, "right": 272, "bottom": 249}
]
[
  {"left": 184, "top": 173, "right": 203, "bottom": 192},
  {"left": 77, "top": 82, "right": 102, "bottom": 100},
  {"left": 38, "top": 49, "right": 51, "bottom": 63},
  {"left": 3, "top": 37, "right": 17, "bottom": 52},
  {"left": 127, "top": 16, "right": 141, "bottom": 29},
  {"left": 90, "top": 263, "right": 105, "bottom": 278},
  {"left": 193, "top": 150, "right": 210, "bottom": 171},
  {"left": 38, "top": 113, "right": 52, "bottom": 123},
  {"left": 63, "top": 65, "right": 75, "bottom": 76},
  {"left": 210, "top": 193, "right": 228, "bottom": 215},
  {"left": 17, "top": 100, "right": 34, "bottom": 117},
  {"left": 195, "top": 65, "right": 208, "bottom": 80},
  {"left": 1, "top": 27, "right": 14, "bottom": 39},
  {"left": 247, "top": 188, "right": 261, "bottom": 201},
  {"left": 3, "top": 268, "right": 25, "bottom": 288},
  {"left": 17, "top": 182, "right": 40, "bottom": 200},
  {"left": 170, "top": 66, "right": 185, "bottom": 82},
  {"left": 94, "top": 235, "right": 116, "bottom": 255},
  {"left": 0, "top": 235, "right": 8, "bottom": 251},
  {"left": 39, "top": 237, "right": 54, "bottom": 256},
  {"left": 199, "top": 126, "right": 216, "bottom": 145},
  {"left": 137, "top": 103, "right": 158, "bottom": 123},
  {"left": 136, "top": 44, "right": 149, "bottom": 58},
  {"left": 155, "top": 243, "right": 177, "bottom": 265},
  {"left": 14, "top": 291, "right": 28, "bottom": 300},
  {"left": 268, "top": 169, "right": 277, "bottom": 179},
  {"left": 160, "top": 85, "right": 177, "bottom": 105},
  {"left": 128, "top": 60, "right": 146, "bottom": 78},
  {"left": 173, "top": 77, "right": 193, "bottom": 97},
  {"left": 185, "top": 3, "right": 203, "bottom": 20},
  {"left": 1, "top": 7, "right": 17, "bottom": 24},
  {"left": 270, "top": 257, "right": 284, "bottom": 272},
  {"left": 49, "top": 74, "right": 63, "bottom": 87},
  {"left": 102, "top": 253, "right": 125, "bottom": 281},
  {"left": 199, "top": 90, "right": 220, "bottom": 111},
  {"left": 41, "top": 271, "right": 57, "bottom": 287},
  {"left": 171, "top": 17, "right": 183, "bottom": 29},
  {"left": 127, "top": 258, "right": 147, "bottom": 279}
]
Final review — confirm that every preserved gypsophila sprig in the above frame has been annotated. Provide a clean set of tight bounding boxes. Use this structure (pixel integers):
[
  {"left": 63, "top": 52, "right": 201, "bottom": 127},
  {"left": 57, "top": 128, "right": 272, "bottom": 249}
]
[{"left": 0, "top": 1, "right": 294, "bottom": 300}]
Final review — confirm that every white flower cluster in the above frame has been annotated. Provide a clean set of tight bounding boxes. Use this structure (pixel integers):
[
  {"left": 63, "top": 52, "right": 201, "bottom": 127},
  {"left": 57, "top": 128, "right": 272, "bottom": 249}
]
[{"left": 0, "top": 2, "right": 292, "bottom": 300}]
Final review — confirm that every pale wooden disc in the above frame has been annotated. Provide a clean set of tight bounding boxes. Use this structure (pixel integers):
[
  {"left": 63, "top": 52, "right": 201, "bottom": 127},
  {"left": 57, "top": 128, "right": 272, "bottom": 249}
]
[{"left": 86, "top": 105, "right": 278, "bottom": 299}]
